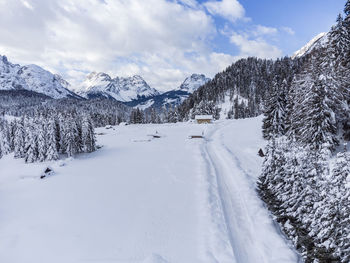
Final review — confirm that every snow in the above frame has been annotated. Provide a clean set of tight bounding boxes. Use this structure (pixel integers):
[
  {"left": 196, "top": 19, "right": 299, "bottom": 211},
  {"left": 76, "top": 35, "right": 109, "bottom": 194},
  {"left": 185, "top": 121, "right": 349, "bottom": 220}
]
[
  {"left": 18, "top": 64, "right": 77, "bottom": 99},
  {"left": 195, "top": 115, "right": 213, "bottom": 120},
  {"left": 177, "top": 74, "right": 210, "bottom": 93},
  {"left": 218, "top": 93, "right": 248, "bottom": 120},
  {"left": 134, "top": 99, "right": 155, "bottom": 110},
  {"left": 0, "top": 55, "right": 77, "bottom": 99},
  {"left": 0, "top": 117, "right": 298, "bottom": 262},
  {"left": 76, "top": 72, "right": 159, "bottom": 102},
  {"left": 291, "top": 32, "right": 327, "bottom": 59},
  {"left": 4, "top": 115, "right": 19, "bottom": 122}
]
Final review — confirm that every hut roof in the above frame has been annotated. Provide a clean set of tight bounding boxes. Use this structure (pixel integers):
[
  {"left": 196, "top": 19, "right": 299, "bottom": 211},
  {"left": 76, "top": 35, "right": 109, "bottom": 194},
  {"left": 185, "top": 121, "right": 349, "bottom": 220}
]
[{"left": 195, "top": 115, "right": 213, "bottom": 120}]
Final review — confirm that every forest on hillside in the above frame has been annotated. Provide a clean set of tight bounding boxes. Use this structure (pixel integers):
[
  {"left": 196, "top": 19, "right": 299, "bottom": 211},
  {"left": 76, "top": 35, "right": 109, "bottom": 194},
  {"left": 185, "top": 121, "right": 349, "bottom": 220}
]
[{"left": 258, "top": 3, "right": 350, "bottom": 262}]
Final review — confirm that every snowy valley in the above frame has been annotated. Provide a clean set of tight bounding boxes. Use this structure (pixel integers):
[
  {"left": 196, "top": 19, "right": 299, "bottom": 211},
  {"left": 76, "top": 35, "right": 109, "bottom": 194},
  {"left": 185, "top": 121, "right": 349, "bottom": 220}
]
[
  {"left": 1, "top": 0, "right": 350, "bottom": 262},
  {"left": 0, "top": 117, "right": 298, "bottom": 263}
]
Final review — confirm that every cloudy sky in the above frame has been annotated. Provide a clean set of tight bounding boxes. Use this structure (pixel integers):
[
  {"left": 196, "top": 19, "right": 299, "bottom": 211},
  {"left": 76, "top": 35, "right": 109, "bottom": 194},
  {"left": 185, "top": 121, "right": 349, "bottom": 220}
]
[{"left": 0, "top": 0, "right": 345, "bottom": 91}]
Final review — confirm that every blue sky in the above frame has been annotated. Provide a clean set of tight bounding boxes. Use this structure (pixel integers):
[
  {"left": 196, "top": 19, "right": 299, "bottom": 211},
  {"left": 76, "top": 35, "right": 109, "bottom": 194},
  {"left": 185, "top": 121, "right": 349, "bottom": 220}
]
[
  {"left": 0, "top": 0, "right": 346, "bottom": 91},
  {"left": 211, "top": 0, "right": 345, "bottom": 55},
  {"left": 194, "top": 0, "right": 346, "bottom": 58}
]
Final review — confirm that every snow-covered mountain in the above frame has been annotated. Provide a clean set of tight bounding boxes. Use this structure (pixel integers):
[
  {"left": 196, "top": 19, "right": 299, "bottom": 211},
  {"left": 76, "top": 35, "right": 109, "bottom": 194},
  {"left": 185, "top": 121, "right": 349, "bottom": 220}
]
[
  {"left": 129, "top": 74, "right": 210, "bottom": 110},
  {"left": 292, "top": 32, "right": 328, "bottom": 59},
  {"left": 76, "top": 72, "right": 160, "bottom": 102},
  {"left": 177, "top": 74, "right": 210, "bottom": 93},
  {"left": 0, "top": 55, "right": 79, "bottom": 99}
]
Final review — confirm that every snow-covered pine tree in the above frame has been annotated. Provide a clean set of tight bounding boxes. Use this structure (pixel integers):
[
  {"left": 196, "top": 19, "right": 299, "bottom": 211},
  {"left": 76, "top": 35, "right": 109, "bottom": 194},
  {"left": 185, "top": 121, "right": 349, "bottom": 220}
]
[
  {"left": 262, "top": 79, "right": 287, "bottom": 140},
  {"left": 8, "top": 120, "right": 16, "bottom": 151},
  {"left": 37, "top": 119, "right": 47, "bottom": 162},
  {"left": 75, "top": 117, "right": 83, "bottom": 154},
  {"left": 46, "top": 119, "right": 59, "bottom": 161},
  {"left": 82, "top": 115, "right": 96, "bottom": 153},
  {"left": 24, "top": 119, "right": 38, "bottom": 163},
  {"left": 297, "top": 76, "right": 338, "bottom": 151},
  {"left": 329, "top": 14, "right": 348, "bottom": 64},
  {"left": 150, "top": 108, "right": 158, "bottom": 124},
  {"left": 54, "top": 116, "right": 61, "bottom": 153},
  {"left": 14, "top": 118, "right": 25, "bottom": 158},
  {"left": 330, "top": 152, "right": 350, "bottom": 262},
  {"left": 0, "top": 122, "right": 11, "bottom": 157},
  {"left": 63, "top": 117, "right": 78, "bottom": 158}
]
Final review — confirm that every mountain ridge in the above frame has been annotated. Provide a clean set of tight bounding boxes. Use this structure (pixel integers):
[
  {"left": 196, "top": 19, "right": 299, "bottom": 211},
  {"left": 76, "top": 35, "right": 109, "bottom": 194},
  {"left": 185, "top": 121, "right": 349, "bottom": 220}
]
[
  {"left": 75, "top": 72, "right": 160, "bottom": 102},
  {"left": 292, "top": 32, "right": 328, "bottom": 59},
  {"left": 0, "top": 55, "right": 79, "bottom": 99}
]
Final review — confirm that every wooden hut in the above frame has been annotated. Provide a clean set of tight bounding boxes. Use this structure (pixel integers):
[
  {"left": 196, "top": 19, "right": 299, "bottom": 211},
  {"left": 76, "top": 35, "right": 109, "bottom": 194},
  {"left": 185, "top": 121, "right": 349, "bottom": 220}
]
[{"left": 195, "top": 115, "right": 213, "bottom": 124}]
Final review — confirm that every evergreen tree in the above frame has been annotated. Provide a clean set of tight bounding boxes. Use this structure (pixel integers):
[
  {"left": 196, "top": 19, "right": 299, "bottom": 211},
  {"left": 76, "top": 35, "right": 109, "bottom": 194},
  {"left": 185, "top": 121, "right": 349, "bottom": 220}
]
[
  {"left": 46, "top": 119, "right": 59, "bottom": 161},
  {"left": 37, "top": 121, "right": 47, "bottom": 162},
  {"left": 82, "top": 115, "right": 96, "bottom": 153},
  {"left": 24, "top": 120, "right": 38, "bottom": 163},
  {"left": 64, "top": 118, "right": 78, "bottom": 158},
  {"left": 262, "top": 79, "right": 287, "bottom": 140},
  {"left": 298, "top": 77, "right": 338, "bottom": 151},
  {"left": 14, "top": 118, "right": 25, "bottom": 158},
  {"left": 0, "top": 125, "right": 11, "bottom": 157}
]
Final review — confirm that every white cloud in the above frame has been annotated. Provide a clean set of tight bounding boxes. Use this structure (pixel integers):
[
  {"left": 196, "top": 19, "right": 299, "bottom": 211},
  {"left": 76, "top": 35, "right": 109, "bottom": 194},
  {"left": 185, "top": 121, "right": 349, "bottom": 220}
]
[
  {"left": 281, "top": 26, "right": 295, "bottom": 35},
  {"left": 204, "top": 0, "right": 245, "bottom": 22},
  {"left": 20, "top": 0, "right": 34, "bottom": 10},
  {"left": 177, "top": 0, "right": 198, "bottom": 9},
  {"left": 254, "top": 25, "right": 278, "bottom": 36},
  {"left": 0, "top": 0, "right": 286, "bottom": 92},
  {"left": 230, "top": 32, "right": 282, "bottom": 59},
  {"left": 0, "top": 0, "right": 225, "bottom": 91}
]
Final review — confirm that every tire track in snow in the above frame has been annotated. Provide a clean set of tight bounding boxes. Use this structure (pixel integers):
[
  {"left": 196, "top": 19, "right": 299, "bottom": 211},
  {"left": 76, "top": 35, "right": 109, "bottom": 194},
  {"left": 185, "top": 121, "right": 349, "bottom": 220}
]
[
  {"left": 201, "top": 121, "right": 298, "bottom": 263},
  {"left": 198, "top": 123, "right": 237, "bottom": 263}
]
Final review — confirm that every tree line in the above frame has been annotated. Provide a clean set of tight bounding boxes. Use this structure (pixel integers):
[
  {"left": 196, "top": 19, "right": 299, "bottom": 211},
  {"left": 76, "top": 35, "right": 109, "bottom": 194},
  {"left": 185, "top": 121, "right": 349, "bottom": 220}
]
[
  {"left": 0, "top": 111, "right": 96, "bottom": 162},
  {"left": 259, "top": 2, "right": 350, "bottom": 261}
]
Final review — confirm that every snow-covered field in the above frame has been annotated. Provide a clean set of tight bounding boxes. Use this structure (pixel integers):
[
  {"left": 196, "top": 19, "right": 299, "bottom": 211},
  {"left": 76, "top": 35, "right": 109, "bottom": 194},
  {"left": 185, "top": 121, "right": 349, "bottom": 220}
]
[{"left": 0, "top": 117, "right": 298, "bottom": 263}]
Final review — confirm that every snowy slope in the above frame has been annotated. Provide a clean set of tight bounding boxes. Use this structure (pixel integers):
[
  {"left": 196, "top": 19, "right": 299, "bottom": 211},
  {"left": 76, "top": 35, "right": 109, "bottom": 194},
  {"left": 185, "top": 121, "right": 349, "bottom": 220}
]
[
  {"left": 292, "top": 32, "right": 328, "bottom": 59},
  {"left": 0, "top": 117, "right": 298, "bottom": 263},
  {"left": 76, "top": 72, "right": 160, "bottom": 102},
  {"left": 216, "top": 93, "right": 248, "bottom": 120},
  {"left": 0, "top": 55, "right": 79, "bottom": 99}
]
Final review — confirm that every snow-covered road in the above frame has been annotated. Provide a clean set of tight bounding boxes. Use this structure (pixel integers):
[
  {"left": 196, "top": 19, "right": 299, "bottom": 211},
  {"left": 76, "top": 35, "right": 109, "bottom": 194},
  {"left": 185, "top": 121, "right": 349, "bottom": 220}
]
[
  {"left": 0, "top": 117, "right": 298, "bottom": 262},
  {"left": 200, "top": 118, "right": 298, "bottom": 263}
]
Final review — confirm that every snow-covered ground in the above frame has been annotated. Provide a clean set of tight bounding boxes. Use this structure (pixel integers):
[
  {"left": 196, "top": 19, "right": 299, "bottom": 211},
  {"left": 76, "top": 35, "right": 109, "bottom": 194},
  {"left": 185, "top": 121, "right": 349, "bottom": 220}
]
[{"left": 0, "top": 117, "right": 299, "bottom": 263}]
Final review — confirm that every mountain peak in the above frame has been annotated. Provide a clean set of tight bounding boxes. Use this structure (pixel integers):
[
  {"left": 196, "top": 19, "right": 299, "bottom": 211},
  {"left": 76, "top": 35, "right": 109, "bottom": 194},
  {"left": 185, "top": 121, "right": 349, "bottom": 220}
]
[
  {"left": 0, "top": 55, "right": 77, "bottom": 99},
  {"left": 76, "top": 73, "right": 159, "bottom": 102},
  {"left": 178, "top": 73, "right": 210, "bottom": 93},
  {"left": 87, "top": 72, "right": 111, "bottom": 81},
  {"left": 292, "top": 32, "right": 328, "bottom": 59}
]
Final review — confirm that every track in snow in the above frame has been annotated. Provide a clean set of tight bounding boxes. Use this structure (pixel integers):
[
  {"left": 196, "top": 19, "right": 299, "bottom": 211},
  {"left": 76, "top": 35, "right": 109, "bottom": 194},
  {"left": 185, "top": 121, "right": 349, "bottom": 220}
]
[
  {"left": 0, "top": 118, "right": 299, "bottom": 263},
  {"left": 201, "top": 119, "right": 299, "bottom": 263}
]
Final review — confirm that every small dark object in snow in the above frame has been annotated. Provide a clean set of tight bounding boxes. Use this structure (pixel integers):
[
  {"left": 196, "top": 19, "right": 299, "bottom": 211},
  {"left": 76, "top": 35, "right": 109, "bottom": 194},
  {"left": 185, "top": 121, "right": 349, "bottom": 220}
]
[
  {"left": 258, "top": 148, "right": 265, "bottom": 157},
  {"left": 189, "top": 131, "right": 205, "bottom": 139},
  {"left": 189, "top": 135, "right": 204, "bottom": 139},
  {"left": 41, "top": 167, "right": 54, "bottom": 179},
  {"left": 147, "top": 131, "right": 162, "bottom": 138}
]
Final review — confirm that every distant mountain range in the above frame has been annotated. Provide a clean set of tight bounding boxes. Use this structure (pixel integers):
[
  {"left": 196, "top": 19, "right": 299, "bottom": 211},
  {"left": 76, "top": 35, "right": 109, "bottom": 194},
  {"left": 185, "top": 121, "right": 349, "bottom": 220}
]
[
  {"left": 0, "top": 32, "right": 325, "bottom": 110},
  {"left": 74, "top": 72, "right": 160, "bottom": 102},
  {"left": 125, "top": 74, "right": 210, "bottom": 110},
  {"left": 0, "top": 55, "right": 210, "bottom": 109}
]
